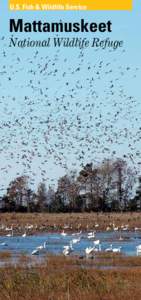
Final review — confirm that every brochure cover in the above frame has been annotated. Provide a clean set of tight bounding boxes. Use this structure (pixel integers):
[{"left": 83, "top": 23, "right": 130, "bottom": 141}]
[{"left": 0, "top": 1, "right": 141, "bottom": 299}]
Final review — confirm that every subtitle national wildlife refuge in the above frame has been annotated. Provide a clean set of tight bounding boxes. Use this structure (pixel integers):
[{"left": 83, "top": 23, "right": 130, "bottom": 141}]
[{"left": 9, "top": 37, "right": 123, "bottom": 50}]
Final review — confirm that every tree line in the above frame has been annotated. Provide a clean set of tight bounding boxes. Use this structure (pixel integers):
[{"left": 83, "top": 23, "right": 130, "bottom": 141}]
[{"left": 1, "top": 158, "right": 141, "bottom": 213}]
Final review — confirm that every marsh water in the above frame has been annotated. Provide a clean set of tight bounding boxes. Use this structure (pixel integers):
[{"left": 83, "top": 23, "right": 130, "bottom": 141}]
[{"left": 0, "top": 230, "right": 141, "bottom": 261}]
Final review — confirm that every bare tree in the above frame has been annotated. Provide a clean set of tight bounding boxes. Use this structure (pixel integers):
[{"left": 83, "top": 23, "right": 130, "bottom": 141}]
[
  {"left": 36, "top": 182, "right": 47, "bottom": 212},
  {"left": 6, "top": 176, "right": 29, "bottom": 211}
]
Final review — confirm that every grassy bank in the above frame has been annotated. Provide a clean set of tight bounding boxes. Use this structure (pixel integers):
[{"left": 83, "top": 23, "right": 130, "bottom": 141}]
[
  {"left": 0, "top": 212, "right": 141, "bottom": 234},
  {"left": 0, "top": 255, "right": 141, "bottom": 300}
]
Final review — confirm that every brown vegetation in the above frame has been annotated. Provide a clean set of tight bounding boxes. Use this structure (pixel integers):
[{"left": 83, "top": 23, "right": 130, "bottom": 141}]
[
  {"left": 0, "top": 254, "right": 141, "bottom": 300},
  {"left": 0, "top": 251, "right": 11, "bottom": 260},
  {"left": 1, "top": 212, "right": 141, "bottom": 234}
]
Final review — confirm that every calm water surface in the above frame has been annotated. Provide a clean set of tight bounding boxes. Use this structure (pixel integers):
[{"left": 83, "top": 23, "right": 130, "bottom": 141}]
[{"left": 0, "top": 230, "right": 141, "bottom": 259}]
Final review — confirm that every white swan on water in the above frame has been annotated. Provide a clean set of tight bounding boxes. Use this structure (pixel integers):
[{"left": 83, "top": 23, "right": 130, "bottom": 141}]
[
  {"left": 72, "top": 237, "right": 81, "bottom": 244},
  {"left": 32, "top": 241, "right": 47, "bottom": 255},
  {"left": 136, "top": 245, "right": 141, "bottom": 255},
  {"left": 87, "top": 232, "right": 95, "bottom": 239},
  {"left": 112, "top": 247, "right": 121, "bottom": 253},
  {"left": 6, "top": 230, "right": 13, "bottom": 237},
  {"left": 61, "top": 230, "right": 67, "bottom": 237},
  {"left": 0, "top": 242, "right": 8, "bottom": 246},
  {"left": 63, "top": 242, "right": 73, "bottom": 256},
  {"left": 22, "top": 232, "right": 27, "bottom": 237},
  {"left": 85, "top": 246, "right": 95, "bottom": 256},
  {"left": 105, "top": 244, "right": 121, "bottom": 253}
]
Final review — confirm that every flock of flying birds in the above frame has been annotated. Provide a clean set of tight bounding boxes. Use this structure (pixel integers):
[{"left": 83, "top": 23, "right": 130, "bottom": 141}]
[{"left": 0, "top": 34, "right": 140, "bottom": 194}]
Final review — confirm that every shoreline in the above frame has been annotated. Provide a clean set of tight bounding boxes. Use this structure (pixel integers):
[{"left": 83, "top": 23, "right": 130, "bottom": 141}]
[{"left": 0, "top": 212, "right": 141, "bottom": 234}]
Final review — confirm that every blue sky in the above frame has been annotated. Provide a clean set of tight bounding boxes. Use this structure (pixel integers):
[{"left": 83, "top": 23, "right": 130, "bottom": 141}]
[{"left": 0, "top": 1, "right": 141, "bottom": 195}]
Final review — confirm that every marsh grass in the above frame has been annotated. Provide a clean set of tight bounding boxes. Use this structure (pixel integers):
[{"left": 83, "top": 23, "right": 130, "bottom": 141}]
[
  {"left": 0, "top": 251, "right": 12, "bottom": 260},
  {"left": 1, "top": 212, "right": 141, "bottom": 233},
  {"left": 94, "top": 252, "right": 141, "bottom": 267},
  {"left": 17, "top": 253, "right": 32, "bottom": 266},
  {"left": 1, "top": 212, "right": 141, "bottom": 299},
  {"left": 0, "top": 256, "right": 141, "bottom": 300}
]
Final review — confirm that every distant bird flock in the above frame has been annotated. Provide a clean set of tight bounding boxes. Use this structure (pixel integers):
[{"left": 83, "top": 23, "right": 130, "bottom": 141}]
[{"left": 0, "top": 34, "right": 140, "bottom": 194}]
